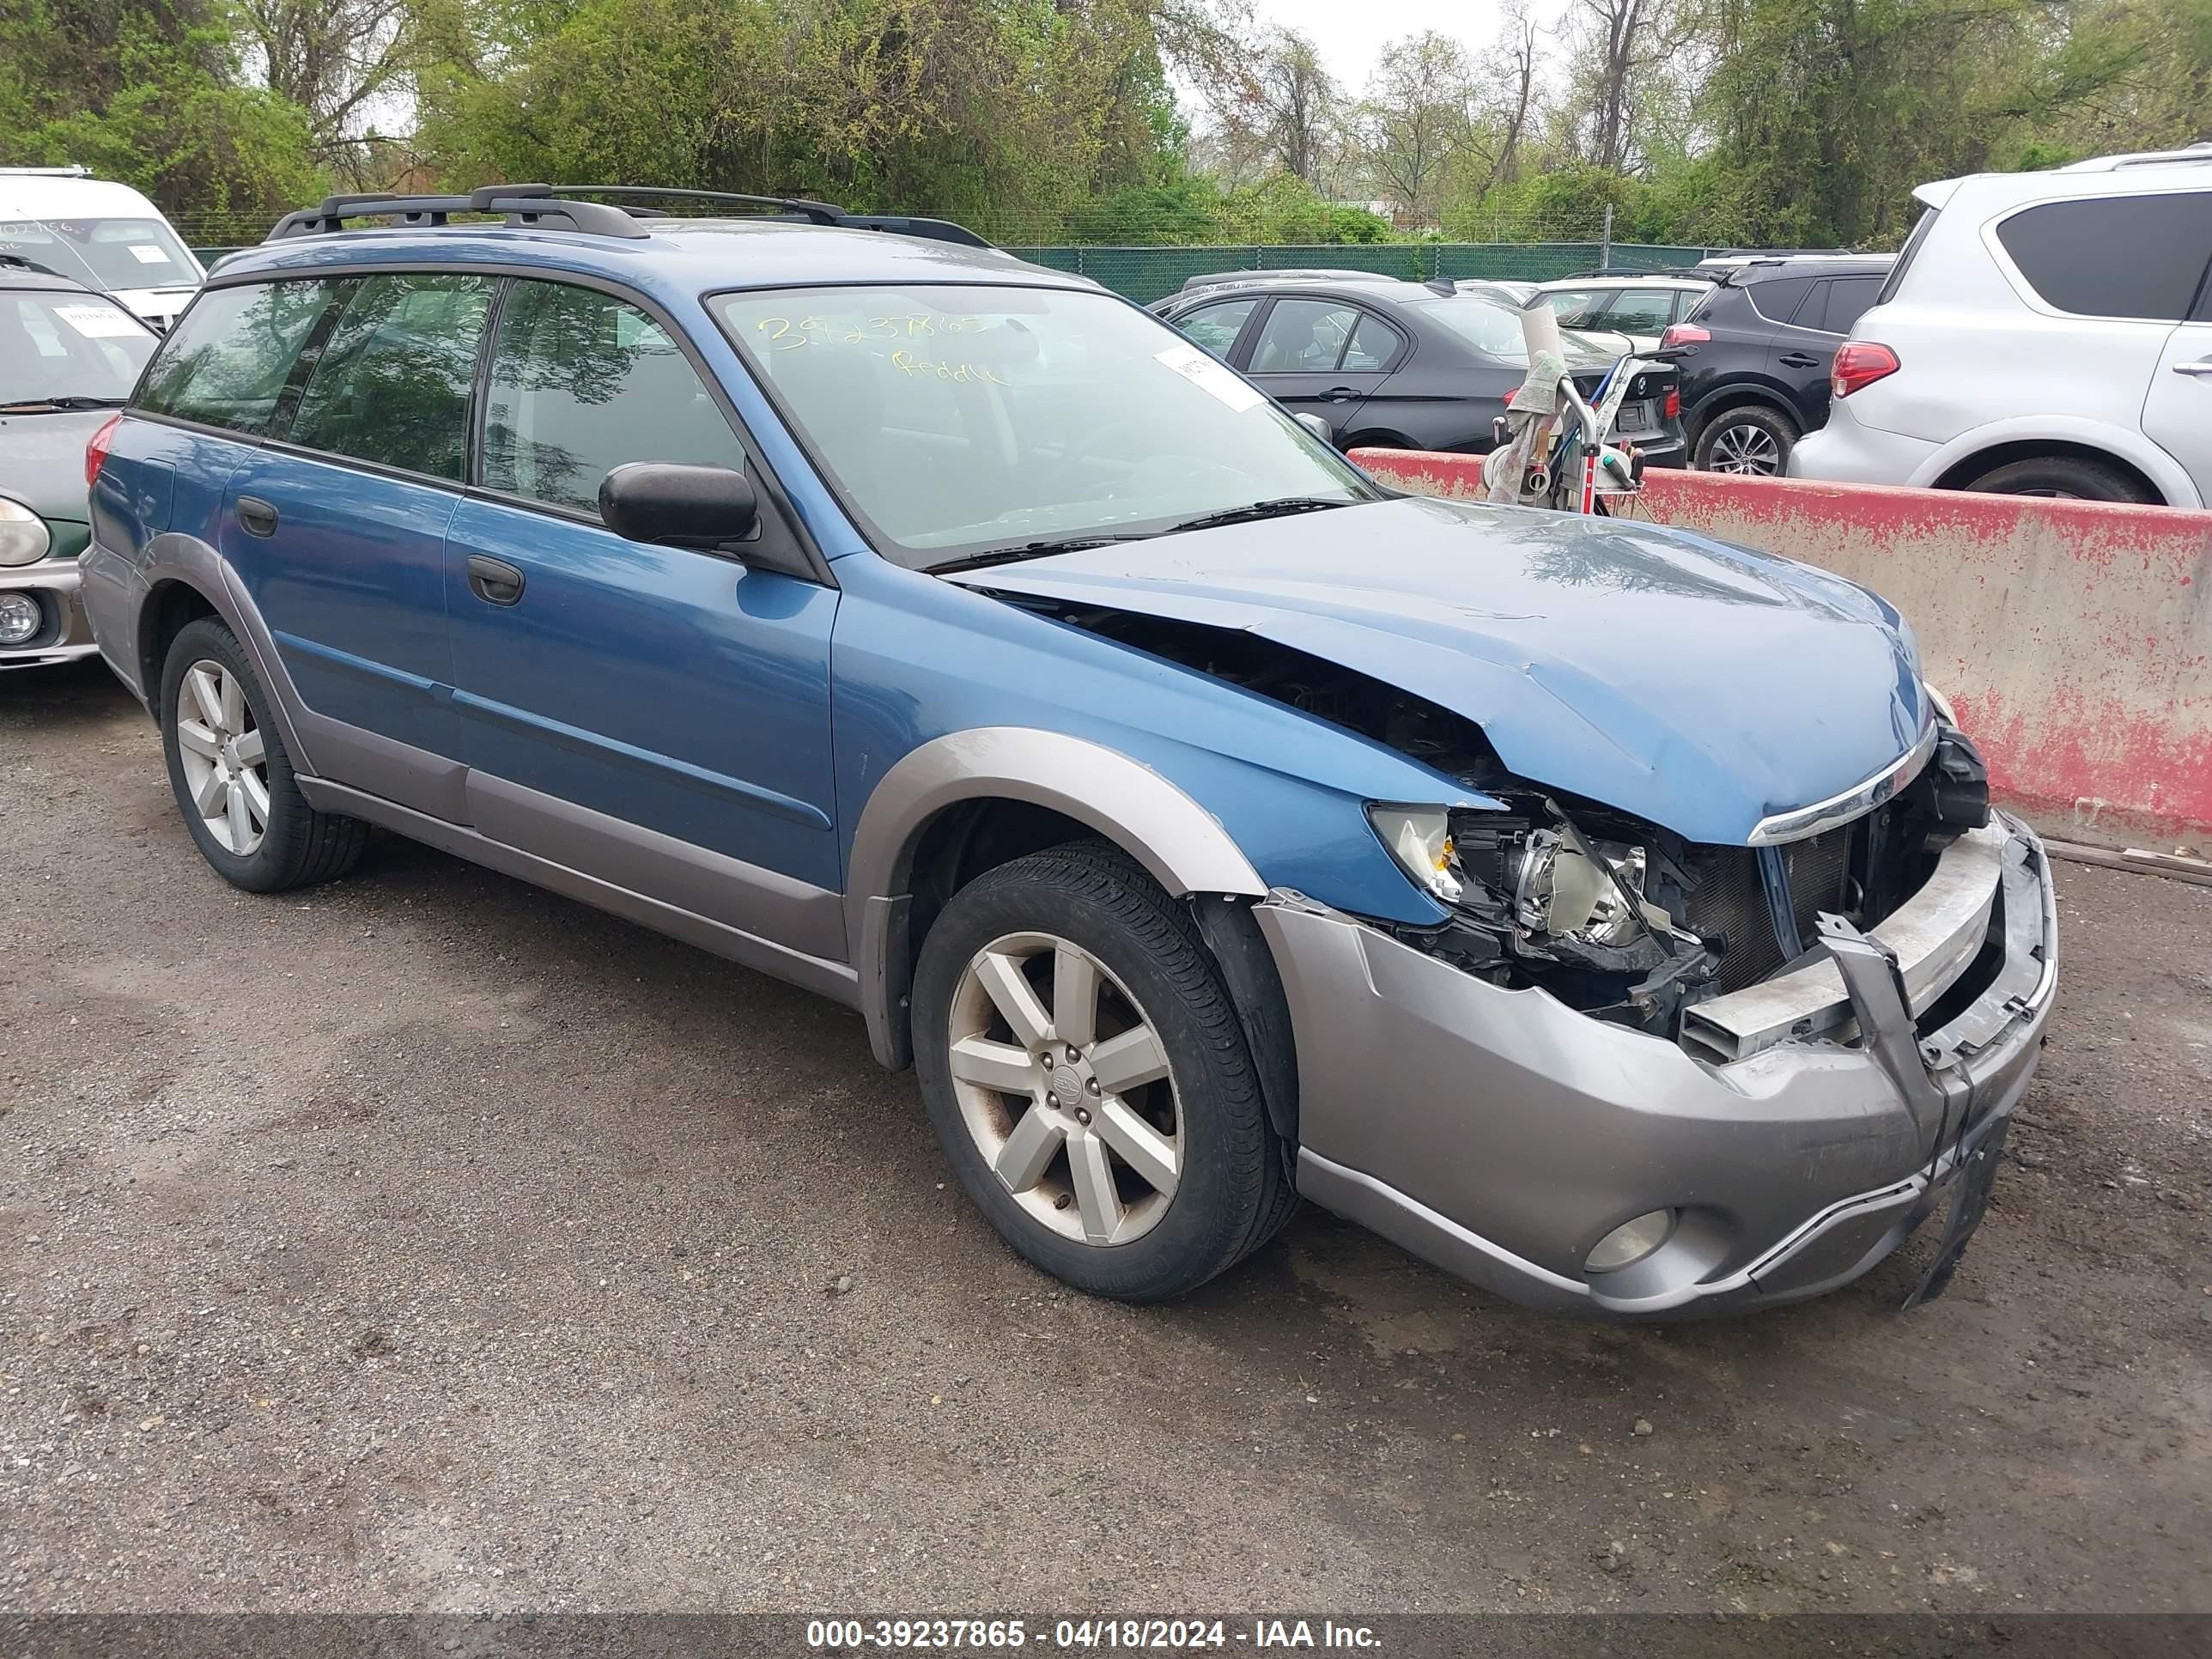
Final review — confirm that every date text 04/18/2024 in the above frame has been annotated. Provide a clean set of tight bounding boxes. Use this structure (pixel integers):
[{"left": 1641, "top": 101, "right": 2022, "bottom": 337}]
[{"left": 804, "top": 1620, "right": 1382, "bottom": 1650}]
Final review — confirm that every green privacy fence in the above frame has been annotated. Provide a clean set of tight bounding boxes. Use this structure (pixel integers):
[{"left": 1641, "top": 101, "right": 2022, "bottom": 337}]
[
  {"left": 191, "top": 240, "right": 1711, "bottom": 303},
  {"left": 1002, "top": 243, "right": 1715, "bottom": 304}
]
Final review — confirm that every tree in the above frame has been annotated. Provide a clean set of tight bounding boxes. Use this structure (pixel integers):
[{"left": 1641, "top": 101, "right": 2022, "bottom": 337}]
[
  {"left": 1559, "top": 0, "right": 1695, "bottom": 174},
  {"left": 0, "top": 0, "right": 326, "bottom": 226},
  {"left": 1356, "top": 31, "right": 1475, "bottom": 228},
  {"left": 237, "top": 2, "right": 414, "bottom": 142},
  {"left": 1249, "top": 29, "right": 1343, "bottom": 184}
]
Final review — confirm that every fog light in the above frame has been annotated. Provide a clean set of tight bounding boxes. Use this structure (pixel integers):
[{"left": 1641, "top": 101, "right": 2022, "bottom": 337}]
[
  {"left": 1586, "top": 1209, "right": 1675, "bottom": 1273},
  {"left": 0, "top": 590, "right": 45, "bottom": 647}
]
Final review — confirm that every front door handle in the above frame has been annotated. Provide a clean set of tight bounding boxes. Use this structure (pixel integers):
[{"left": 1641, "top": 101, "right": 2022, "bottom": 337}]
[
  {"left": 236, "top": 496, "right": 279, "bottom": 538},
  {"left": 2172, "top": 359, "right": 2212, "bottom": 378},
  {"left": 1317, "top": 386, "right": 1361, "bottom": 403},
  {"left": 1778, "top": 352, "right": 1822, "bottom": 369},
  {"left": 466, "top": 554, "right": 526, "bottom": 606}
]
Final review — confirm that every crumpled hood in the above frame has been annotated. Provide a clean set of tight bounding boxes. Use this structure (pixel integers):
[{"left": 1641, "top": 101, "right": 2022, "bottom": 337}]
[{"left": 950, "top": 496, "right": 1929, "bottom": 846}]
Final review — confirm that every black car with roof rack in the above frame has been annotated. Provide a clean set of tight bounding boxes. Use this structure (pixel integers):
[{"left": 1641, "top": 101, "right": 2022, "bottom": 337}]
[{"left": 1654, "top": 253, "right": 1896, "bottom": 477}]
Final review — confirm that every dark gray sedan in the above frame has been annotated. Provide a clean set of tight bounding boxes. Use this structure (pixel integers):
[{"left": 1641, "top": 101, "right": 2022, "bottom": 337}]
[{"left": 1155, "top": 276, "right": 1686, "bottom": 465}]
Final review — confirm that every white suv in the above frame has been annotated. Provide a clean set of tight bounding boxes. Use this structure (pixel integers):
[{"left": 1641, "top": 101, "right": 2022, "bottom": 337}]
[{"left": 1791, "top": 144, "right": 2212, "bottom": 505}]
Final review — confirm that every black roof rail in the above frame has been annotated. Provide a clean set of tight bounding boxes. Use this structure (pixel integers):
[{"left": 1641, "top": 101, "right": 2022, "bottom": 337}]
[
  {"left": 554, "top": 185, "right": 993, "bottom": 248},
  {"left": 266, "top": 184, "right": 650, "bottom": 241},
  {"left": 264, "top": 181, "right": 994, "bottom": 249}
]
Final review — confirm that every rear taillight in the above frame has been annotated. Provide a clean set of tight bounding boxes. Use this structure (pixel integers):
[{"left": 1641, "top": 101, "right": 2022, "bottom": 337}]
[
  {"left": 1503, "top": 386, "right": 1516, "bottom": 407},
  {"left": 1664, "top": 386, "right": 1681, "bottom": 421},
  {"left": 86, "top": 414, "right": 123, "bottom": 489},
  {"left": 1832, "top": 343, "right": 1899, "bottom": 398},
  {"left": 1658, "top": 323, "right": 1709, "bottom": 351}
]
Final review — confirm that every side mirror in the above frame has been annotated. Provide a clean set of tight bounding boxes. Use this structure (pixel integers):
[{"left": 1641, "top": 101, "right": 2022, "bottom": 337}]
[
  {"left": 1293, "top": 411, "right": 1334, "bottom": 446},
  {"left": 599, "top": 462, "right": 758, "bottom": 550}
]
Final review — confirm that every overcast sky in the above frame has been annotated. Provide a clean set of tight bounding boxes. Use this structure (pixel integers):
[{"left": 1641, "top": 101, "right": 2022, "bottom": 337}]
[{"left": 1243, "top": 0, "right": 1514, "bottom": 93}]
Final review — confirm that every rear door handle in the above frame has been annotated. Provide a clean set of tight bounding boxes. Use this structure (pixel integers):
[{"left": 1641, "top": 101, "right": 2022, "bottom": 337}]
[
  {"left": 1318, "top": 386, "right": 1362, "bottom": 402},
  {"left": 2172, "top": 359, "right": 2212, "bottom": 378},
  {"left": 466, "top": 554, "right": 526, "bottom": 606},
  {"left": 1778, "top": 352, "right": 1822, "bottom": 369},
  {"left": 236, "top": 496, "right": 279, "bottom": 538}
]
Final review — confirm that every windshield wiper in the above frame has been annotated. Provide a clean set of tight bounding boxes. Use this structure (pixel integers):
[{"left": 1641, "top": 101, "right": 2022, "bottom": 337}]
[
  {"left": 1164, "top": 495, "right": 1353, "bottom": 535},
  {"left": 929, "top": 532, "right": 1156, "bottom": 574},
  {"left": 0, "top": 395, "right": 130, "bottom": 413}
]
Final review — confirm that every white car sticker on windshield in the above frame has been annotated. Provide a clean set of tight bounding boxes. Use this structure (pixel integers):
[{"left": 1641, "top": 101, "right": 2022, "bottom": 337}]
[
  {"left": 1153, "top": 343, "right": 1263, "bottom": 413},
  {"left": 128, "top": 243, "right": 171, "bottom": 264},
  {"left": 54, "top": 304, "right": 142, "bottom": 338}
]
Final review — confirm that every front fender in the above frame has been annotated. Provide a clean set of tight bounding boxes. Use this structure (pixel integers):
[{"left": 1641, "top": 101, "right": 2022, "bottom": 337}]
[{"left": 844, "top": 728, "right": 1269, "bottom": 1069}]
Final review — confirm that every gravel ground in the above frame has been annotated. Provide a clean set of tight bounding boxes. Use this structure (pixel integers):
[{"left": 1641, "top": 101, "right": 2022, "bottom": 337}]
[{"left": 2, "top": 660, "right": 2207, "bottom": 1615}]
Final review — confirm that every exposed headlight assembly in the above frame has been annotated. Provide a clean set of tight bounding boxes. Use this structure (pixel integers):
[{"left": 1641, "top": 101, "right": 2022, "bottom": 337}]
[
  {"left": 0, "top": 498, "right": 52, "bottom": 567},
  {"left": 1370, "top": 799, "right": 1694, "bottom": 958}
]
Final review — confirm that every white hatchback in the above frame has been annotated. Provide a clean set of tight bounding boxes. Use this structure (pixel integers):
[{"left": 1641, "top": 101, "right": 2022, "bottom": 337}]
[{"left": 1792, "top": 144, "right": 2212, "bottom": 505}]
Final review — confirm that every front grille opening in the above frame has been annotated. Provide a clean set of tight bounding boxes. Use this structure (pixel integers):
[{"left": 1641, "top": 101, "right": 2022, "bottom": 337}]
[
  {"left": 1685, "top": 824, "right": 1859, "bottom": 994},
  {"left": 1680, "top": 815, "right": 1935, "bottom": 997}
]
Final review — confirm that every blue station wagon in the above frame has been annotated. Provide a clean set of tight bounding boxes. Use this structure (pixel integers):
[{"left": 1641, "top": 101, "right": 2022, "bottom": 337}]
[{"left": 79, "top": 186, "right": 2057, "bottom": 1315}]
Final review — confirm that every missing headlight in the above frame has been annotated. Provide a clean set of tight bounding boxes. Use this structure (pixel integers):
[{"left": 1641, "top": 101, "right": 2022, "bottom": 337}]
[{"left": 1375, "top": 795, "right": 1720, "bottom": 1034}]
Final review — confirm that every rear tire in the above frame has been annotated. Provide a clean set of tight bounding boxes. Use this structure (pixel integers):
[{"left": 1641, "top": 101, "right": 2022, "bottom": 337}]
[
  {"left": 912, "top": 841, "right": 1295, "bottom": 1302},
  {"left": 159, "top": 617, "right": 367, "bottom": 893},
  {"left": 1692, "top": 404, "right": 1796, "bottom": 476},
  {"left": 1963, "top": 456, "right": 2153, "bottom": 503}
]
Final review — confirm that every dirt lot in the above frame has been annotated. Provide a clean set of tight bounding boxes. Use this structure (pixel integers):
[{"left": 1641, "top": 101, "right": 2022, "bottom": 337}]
[{"left": 2, "top": 660, "right": 2208, "bottom": 1615}]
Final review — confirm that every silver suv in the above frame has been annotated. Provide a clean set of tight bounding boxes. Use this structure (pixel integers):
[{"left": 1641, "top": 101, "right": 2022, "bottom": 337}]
[{"left": 1793, "top": 144, "right": 2212, "bottom": 504}]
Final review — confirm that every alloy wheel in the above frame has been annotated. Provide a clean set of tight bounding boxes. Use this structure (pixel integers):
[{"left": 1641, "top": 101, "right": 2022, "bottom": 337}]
[
  {"left": 174, "top": 659, "right": 270, "bottom": 856},
  {"left": 1707, "top": 422, "right": 1782, "bottom": 475},
  {"left": 945, "top": 931, "right": 1182, "bottom": 1246}
]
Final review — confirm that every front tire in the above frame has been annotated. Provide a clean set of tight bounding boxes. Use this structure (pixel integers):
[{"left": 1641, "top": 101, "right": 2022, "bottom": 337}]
[
  {"left": 160, "top": 617, "right": 367, "bottom": 892},
  {"left": 912, "top": 842, "right": 1294, "bottom": 1301},
  {"left": 1693, "top": 404, "right": 1797, "bottom": 476}
]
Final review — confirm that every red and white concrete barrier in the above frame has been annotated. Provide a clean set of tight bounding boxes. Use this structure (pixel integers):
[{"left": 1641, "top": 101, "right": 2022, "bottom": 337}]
[{"left": 1349, "top": 450, "right": 2212, "bottom": 850}]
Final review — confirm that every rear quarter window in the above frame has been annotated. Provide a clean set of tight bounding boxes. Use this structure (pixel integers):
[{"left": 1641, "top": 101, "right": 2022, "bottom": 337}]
[
  {"left": 1745, "top": 276, "right": 1816, "bottom": 326},
  {"left": 1995, "top": 192, "right": 2212, "bottom": 321},
  {"left": 135, "top": 280, "right": 349, "bottom": 435}
]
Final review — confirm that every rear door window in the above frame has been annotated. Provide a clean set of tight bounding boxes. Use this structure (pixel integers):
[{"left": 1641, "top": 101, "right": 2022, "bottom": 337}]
[
  {"left": 134, "top": 280, "right": 349, "bottom": 435},
  {"left": 1996, "top": 191, "right": 2212, "bottom": 320},
  {"left": 480, "top": 280, "right": 745, "bottom": 515},
  {"left": 1340, "top": 313, "right": 1401, "bottom": 370},
  {"left": 284, "top": 273, "right": 495, "bottom": 480}
]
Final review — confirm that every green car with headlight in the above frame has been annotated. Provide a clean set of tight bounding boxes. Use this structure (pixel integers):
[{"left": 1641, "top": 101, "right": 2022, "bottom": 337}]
[{"left": 2, "top": 258, "right": 155, "bottom": 666}]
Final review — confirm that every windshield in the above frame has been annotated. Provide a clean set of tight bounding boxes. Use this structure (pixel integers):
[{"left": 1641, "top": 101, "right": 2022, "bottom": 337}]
[
  {"left": 0, "top": 290, "right": 155, "bottom": 404},
  {"left": 0, "top": 218, "right": 201, "bottom": 293},
  {"left": 712, "top": 284, "right": 1376, "bottom": 567}
]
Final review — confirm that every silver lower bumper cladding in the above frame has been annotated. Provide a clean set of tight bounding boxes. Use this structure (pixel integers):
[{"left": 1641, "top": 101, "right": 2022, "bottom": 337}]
[{"left": 1259, "top": 813, "right": 2057, "bottom": 1318}]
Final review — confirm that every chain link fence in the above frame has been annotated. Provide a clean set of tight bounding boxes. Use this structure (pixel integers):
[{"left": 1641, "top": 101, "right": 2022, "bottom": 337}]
[{"left": 1004, "top": 242, "right": 1712, "bottom": 304}]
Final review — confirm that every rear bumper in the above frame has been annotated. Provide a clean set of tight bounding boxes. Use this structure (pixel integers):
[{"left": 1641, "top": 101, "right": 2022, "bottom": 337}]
[
  {"left": 0, "top": 560, "right": 98, "bottom": 671},
  {"left": 1258, "top": 814, "right": 2057, "bottom": 1317},
  {"left": 1790, "top": 408, "right": 1940, "bottom": 488}
]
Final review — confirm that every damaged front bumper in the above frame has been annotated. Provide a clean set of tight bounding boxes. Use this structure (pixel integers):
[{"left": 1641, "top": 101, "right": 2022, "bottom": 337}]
[{"left": 1256, "top": 812, "right": 2057, "bottom": 1316}]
